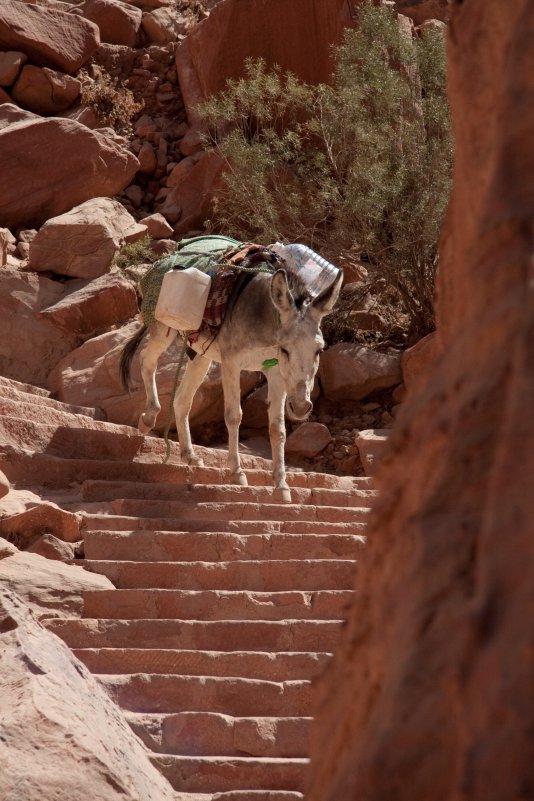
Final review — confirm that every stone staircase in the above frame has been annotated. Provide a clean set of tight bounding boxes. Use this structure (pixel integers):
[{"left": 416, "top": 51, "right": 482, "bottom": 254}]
[{"left": 0, "top": 376, "right": 375, "bottom": 801}]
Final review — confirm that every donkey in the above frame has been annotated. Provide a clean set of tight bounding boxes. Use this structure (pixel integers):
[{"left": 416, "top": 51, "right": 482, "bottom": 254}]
[{"left": 120, "top": 267, "right": 343, "bottom": 502}]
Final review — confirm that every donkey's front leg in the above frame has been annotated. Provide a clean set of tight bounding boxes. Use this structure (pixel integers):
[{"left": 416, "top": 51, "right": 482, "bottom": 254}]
[
  {"left": 174, "top": 354, "right": 211, "bottom": 466},
  {"left": 266, "top": 368, "right": 291, "bottom": 504},
  {"left": 138, "top": 323, "right": 176, "bottom": 433},
  {"left": 221, "top": 362, "right": 247, "bottom": 486}
]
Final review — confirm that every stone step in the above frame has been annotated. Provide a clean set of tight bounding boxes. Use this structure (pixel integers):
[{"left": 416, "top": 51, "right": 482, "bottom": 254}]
[
  {"left": 81, "top": 559, "right": 356, "bottom": 591},
  {"left": 0, "top": 379, "right": 106, "bottom": 419},
  {"left": 83, "top": 589, "right": 353, "bottom": 621},
  {"left": 210, "top": 793, "right": 302, "bottom": 801},
  {"left": 107, "top": 499, "right": 370, "bottom": 524},
  {"left": 98, "top": 673, "right": 311, "bottom": 716},
  {"left": 152, "top": 755, "right": 307, "bottom": 794},
  {"left": 73, "top": 649, "right": 330, "bottom": 682},
  {"left": 80, "top": 480, "right": 376, "bottom": 508},
  {"left": 82, "top": 515, "right": 363, "bottom": 536},
  {"left": 83, "top": 530, "right": 364, "bottom": 563},
  {"left": 126, "top": 711, "right": 310, "bottom": 758},
  {"left": 47, "top": 618, "right": 342, "bottom": 652},
  {"left": 0, "top": 374, "right": 51, "bottom": 398},
  {"left": 0, "top": 398, "right": 107, "bottom": 433},
  {"left": 1, "top": 446, "right": 371, "bottom": 492}
]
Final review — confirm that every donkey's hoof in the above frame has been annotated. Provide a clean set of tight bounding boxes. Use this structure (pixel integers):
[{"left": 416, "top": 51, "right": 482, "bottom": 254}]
[
  {"left": 138, "top": 413, "right": 154, "bottom": 434},
  {"left": 230, "top": 470, "right": 248, "bottom": 486},
  {"left": 182, "top": 451, "right": 204, "bottom": 468},
  {"left": 273, "top": 486, "right": 292, "bottom": 504}
]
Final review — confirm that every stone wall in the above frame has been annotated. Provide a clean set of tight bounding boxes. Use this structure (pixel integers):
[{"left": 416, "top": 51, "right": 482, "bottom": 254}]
[{"left": 307, "top": 1, "right": 534, "bottom": 799}]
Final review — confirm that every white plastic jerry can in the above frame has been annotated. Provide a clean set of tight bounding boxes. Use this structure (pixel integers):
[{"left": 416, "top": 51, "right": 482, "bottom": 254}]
[{"left": 154, "top": 267, "right": 211, "bottom": 331}]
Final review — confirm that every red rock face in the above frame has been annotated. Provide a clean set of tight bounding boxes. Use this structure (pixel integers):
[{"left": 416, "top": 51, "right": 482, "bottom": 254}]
[{"left": 308, "top": 1, "right": 534, "bottom": 799}]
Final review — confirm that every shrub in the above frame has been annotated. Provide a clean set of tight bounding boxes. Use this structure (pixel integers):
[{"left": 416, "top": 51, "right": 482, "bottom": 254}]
[
  {"left": 199, "top": 2, "right": 452, "bottom": 339},
  {"left": 80, "top": 68, "right": 143, "bottom": 134},
  {"left": 115, "top": 236, "right": 156, "bottom": 285}
]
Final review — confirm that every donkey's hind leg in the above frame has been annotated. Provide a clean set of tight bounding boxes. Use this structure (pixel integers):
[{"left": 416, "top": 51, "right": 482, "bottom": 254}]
[
  {"left": 174, "top": 353, "right": 212, "bottom": 466},
  {"left": 138, "top": 322, "right": 176, "bottom": 433}
]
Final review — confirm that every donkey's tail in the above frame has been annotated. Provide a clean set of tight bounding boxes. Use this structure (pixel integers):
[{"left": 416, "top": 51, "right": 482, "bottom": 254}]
[{"left": 119, "top": 323, "right": 148, "bottom": 391}]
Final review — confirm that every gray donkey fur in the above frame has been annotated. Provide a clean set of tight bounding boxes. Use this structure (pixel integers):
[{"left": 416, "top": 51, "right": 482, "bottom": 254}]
[{"left": 120, "top": 267, "right": 343, "bottom": 503}]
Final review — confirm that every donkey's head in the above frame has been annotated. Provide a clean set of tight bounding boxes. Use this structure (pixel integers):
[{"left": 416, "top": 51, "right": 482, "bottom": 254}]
[{"left": 270, "top": 268, "right": 343, "bottom": 421}]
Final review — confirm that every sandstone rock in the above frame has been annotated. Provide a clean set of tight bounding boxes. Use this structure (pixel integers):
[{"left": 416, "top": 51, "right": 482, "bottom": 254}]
[
  {"left": 138, "top": 141, "right": 157, "bottom": 173},
  {"left": 0, "top": 468, "right": 9, "bottom": 499},
  {"left": 242, "top": 383, "right": 269, "bottom": 429},
  {"left": 401, "top": 331, "right": 439, "bottom": 395},
  {"left": 0, "top": 502, "right": 81, "bottom": 547},
  {"left": 0, "top": 85, "right": 11, "bottom": 103},
  {"left": 0, "top": 269, "right": 78, "bottom": 386},
  {"left": 11, "top": 64, "right": 81, "bottom": 115},
  {"left": 319, "top": 343, "right": 402, "bottom": 401},
  {"left": 0, "top": 0, "right": 100, "bottom": 74},
  {"left": 29, "top": 198, "right": 146, "bottom": 278},
  {"left": 39, "top": 268, "right": 139, "bottom": 343},
  {"left": 286, "top": 422, "right": 332, "bottom": 458},
  {"left": 166, "top": 155, "right": 195, "bottom": 187},
  {"left": 142, "top": 7, "right": 188, "bottom": 44},
  {"left": 394, "top": 0, "right": 451, "bottom": 24},
  {"left": 342, "top": 262, "right": 368, "bottom": 284},
  {"left": 0, "top": 553, "right": 112, "bottom": 618},
  {"left": 124, "top": 184, "right": 144, "bottom": 207},
  {"left": 0, "top": 227, "right": 9, "bottom": 267},
  {"left": 160, "top": 150, "right": 225, "bottom": 234},
  {"left": 0, "top": 49, "right": 26, "bottom": 86},
  {"left": 48, "top": 321, "right": 258, "bottom": 431},
  {"left": 79, "top": 0, "right": 142, "bottom": 47},
  {"left": 149, "top": 238, "right": 176, "bottom": 257},
  {"left": 0, "top": 538, "right": 17, "bottom": 559},
  {"left": 0, "top": 106, "right": 140, "bottom": 230},
  {"left": 139, "top": 212, "right": 173, "bottom": 238},
  {"left": 354, "top": 428, "right": 390, "bottom": 476},
  {"left": 27, "top": 533, "right": 75, "bottom": 562},
  {"left": 308, "top": 2, "right": 534, "bottom": 799},
  {"left": 0, "top": 590, "right": 177, "bottom": 800}
]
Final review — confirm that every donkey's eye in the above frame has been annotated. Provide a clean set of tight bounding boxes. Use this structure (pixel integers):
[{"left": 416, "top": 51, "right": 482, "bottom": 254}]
[{"left": 281, "top": 348, "right": 289, "bottom": 358}]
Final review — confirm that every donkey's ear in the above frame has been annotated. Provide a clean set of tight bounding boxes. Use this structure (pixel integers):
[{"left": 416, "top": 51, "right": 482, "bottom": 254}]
[
  {"left": 311, "top": 270, "right": 344, "bottom": 316},
  {"left": 270, "top": 269, "right": 295, "bottom": 315}
]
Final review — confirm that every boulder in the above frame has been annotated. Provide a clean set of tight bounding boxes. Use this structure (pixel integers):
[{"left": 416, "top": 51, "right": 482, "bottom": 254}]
[
  {"left": 11, "top": 64, "right": 81, "bottom": 115},
  {"left": 0, "top": 105, "right": 140, "bottom": 230},
  {"left": 0, "top": 553, "right": 112, "bottom": 618},
  {"left": 175, "top": 0, "right": 355, "bottom": 122},
  {"left": 0, "top": 538, "right": 17, "bottom": 559},
  {"left": 0, "top": 590, "right": 177, "bottom": 800},
  {"left": 39, "top": 269, "right": 139, "bottom": 343},
  {"left": 137, "top": 141, "right": 157, "bottom": 173},
  {"left": 0, "top": 468, "right": 9, "bottom": 499},
  {"left": 0, "top": 269, "right": 78, "bottom": 387},
  {"left": 160, "top": 150, "right": 225, "bottom": 232},
  {"left": 79, "top": 0, "right": 142, "bottom": 47},
  {"left": 0, "top": 227, "right": 9, "bottom": 267},
  {"left": 241, "top": 383, "right": 269, "bottom": 429},
  {"left": 27, "top": 533, "right": 75, "bottom": 562},
  {"left": 48, "top": 321, "right": 258, "bottom": 431},
  {"left": 285, "top": 422, "right": 332, "bottom": 458},
  {"left": 0, "top": 0, "right": 100, "bottom": 74},
  {"left": 394, "top": 0, "right": 451, "bottom": 24},
  {"left": 0, "top": 502, "right": 81, "bottom": 548},
  {"left": 142, "top": 6, "right": 188, "bottom": 44},
  {"left": 401, "top": 331, "right": 439, "bottom": 395},
  {"left": 29, "top": 198, "right": 147, "bottom": 278},
  {"left": 354, "top": 428, "right": 390, "bottom": 476},
  {"left": 0, "top": 85, "right": 11, "bottom": 103},
  {"left": 139, "top": 212, "right": 173, "bottom": 239},
  {"left": 319, "top": 343, "right": 402, "bottom": 401},
  {"left": 0, "top": 49, "right": 26, "bottom": 86}
]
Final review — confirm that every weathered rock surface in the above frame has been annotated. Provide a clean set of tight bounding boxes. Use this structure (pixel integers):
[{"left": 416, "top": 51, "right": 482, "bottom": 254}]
[
  {"left": 29, "top": 198, "right": 147, "bottom": 278},
  {"left": 308, "top": 2, "right": 534, "bottom": 799},
  {"left": 394, "top": 0, "right": 451, "bottom": 24},
  {"left": 160, "top": 150, "right": 225, "bottom": 232},
  {"left": 39, "top": 269, "right": 139, "bottom": 343},
  {"left": 27, "top": 533, "right": 75, "bottom": 562},
  {"left": 142, "top": 6, "right": 188, "bottom": 44},
  {"left": 79, "top": 0, "right": 142, "bottom": 47},
  {"left": 0, "top": 538, "right": 17, "bottom": 559},
  {"left": 285, "top": 422, "right": 332, "bottom": 458},
  {"left": 0, "top": 270, "right": 78, "bottom": 387},
  {"left": 0, "top": 105, "right": 140, "bottom": 229},
  {"left": 0, "top": 0, "right": 100, "bottom": 74},
  {"left": 0, "top": 591, "right": 177, "bottom": 800},
  {"left": 319, "top": 343, "right": 402, "bottom": 401},
  {"left": 0, "top": 502, "right": 81, "bottom": 547},
  {"left": 354, "top": 429, "right": 390, "bottom": 477},
  {"left": 0, "top": 553, "right": 112, "bottom": 618},
  {"left": 401, "top": 331, "right": 439, "bottom": 395},
  {"left": 139, "top": 212, "right": 173, "bottom": 239},
  {"left": 11, "top": 63, "right": 81, "bottom": 114},
  {"left": 0, "top": 49, "right": 26, "bottom": 86}
]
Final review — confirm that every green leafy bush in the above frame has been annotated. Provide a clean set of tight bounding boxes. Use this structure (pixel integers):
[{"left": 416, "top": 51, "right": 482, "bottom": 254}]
[{"left": 199, "top": 2, "right": 452, "bottom": 338}]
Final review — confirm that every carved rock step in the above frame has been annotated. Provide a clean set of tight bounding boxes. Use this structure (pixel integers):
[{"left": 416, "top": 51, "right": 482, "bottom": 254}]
[
  {"left": 83, "top": 589, "right": 354, "bottom": 621},
  {"left": 126, "top": 711, "right": 311, "bottom": 757},
  {"left": 0, "top": 446, "right": 371, "bottom": 491},
  {"left": 0, "top": 390, "right": 105, "bottom": 421},
  {"left": 73, "top": 649, "right": 330, "bottom": 682},
  {"left": 79, "top": 480, "right": 376, "bottom": 507},
  {"left": 107, "top": 499, "right": 370, "bottom": 524},
  {"left": 98, "top": 673, "right": 311, "bottom": 716},
  {"left": 152, "top": 755, "right": 308, "bottom": 794},
  {"left": 210, "top": 793, "right": 302, "bottom": 801},
  {"left": 82, "top": 515, "right": 364, "bottom": 536},
  {"left": 0, "top": 375, "right": 105, "bottom": 418},
  {"left": 81, "top": 559, "right": 356, "bottom": 591},
  {"left": 83, "top": 529, "right": 364, "bottom": 562},
  {"left": 46, "top": 618, "right": 343, "bottom": 651}
]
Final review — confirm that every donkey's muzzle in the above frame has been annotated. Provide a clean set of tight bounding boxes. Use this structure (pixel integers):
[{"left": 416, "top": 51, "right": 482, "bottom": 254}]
[{"left": 287, "top": 398, "right": 313, "bottom": 420}]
